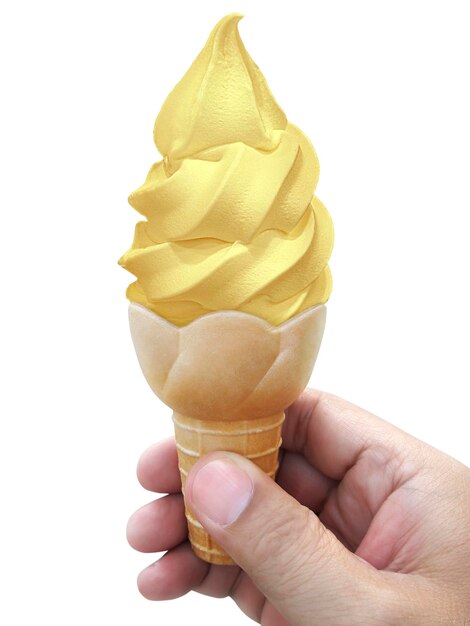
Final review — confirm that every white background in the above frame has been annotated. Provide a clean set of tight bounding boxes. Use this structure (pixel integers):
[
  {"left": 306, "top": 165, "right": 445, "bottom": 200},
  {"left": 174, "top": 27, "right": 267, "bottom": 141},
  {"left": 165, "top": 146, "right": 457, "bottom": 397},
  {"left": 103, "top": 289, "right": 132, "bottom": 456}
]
[{"left": 1, "top": 0, "right": 469, "bottom": 624}]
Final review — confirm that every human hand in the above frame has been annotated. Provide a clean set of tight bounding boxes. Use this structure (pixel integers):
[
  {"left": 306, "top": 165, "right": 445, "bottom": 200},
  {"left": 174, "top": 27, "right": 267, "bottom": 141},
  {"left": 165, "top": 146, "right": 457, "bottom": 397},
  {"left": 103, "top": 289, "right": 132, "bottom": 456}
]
[{"left": 127, "top": 390, "right": 470, "bottom": 625}]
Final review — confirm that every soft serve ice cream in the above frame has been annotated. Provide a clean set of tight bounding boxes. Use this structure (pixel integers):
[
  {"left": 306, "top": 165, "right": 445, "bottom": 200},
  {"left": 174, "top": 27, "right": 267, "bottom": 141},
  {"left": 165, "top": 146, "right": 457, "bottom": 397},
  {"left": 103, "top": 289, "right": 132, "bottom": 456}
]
[{"left": 119, "top": 14, "right": 333, "bottom": 326}]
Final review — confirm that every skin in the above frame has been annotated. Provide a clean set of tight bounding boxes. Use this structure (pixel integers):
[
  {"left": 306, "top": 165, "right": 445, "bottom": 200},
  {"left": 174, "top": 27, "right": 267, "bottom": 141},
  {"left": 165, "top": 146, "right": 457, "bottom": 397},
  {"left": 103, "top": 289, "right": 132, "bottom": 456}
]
[{"left": 127, "top": 390, "right": 470, "bottom": 625}]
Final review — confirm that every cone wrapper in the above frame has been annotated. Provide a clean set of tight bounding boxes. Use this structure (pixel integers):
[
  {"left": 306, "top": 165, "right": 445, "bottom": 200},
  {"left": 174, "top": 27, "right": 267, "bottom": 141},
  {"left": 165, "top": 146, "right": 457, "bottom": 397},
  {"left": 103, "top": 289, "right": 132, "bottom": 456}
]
[{"left": 128, "top": 303, "right": 327, "bottom": 564}]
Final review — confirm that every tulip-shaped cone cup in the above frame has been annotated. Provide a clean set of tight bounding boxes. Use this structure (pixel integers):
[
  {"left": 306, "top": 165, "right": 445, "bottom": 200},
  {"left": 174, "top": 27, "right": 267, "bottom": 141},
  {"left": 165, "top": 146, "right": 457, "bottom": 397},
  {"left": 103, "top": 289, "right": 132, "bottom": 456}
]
[{"left": 128, "top": 303, "right": 327, "bottom": 565}]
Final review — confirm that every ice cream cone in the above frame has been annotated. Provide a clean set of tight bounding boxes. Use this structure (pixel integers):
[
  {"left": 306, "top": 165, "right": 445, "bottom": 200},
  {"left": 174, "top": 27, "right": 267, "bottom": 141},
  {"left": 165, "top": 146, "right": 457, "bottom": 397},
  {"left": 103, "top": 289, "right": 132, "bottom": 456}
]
[
  {"left": 128, "top": 302, "right": 327, "bottom": 565},
  {"left": 173, "top": 412, "right": 285, "bottom": 564}
]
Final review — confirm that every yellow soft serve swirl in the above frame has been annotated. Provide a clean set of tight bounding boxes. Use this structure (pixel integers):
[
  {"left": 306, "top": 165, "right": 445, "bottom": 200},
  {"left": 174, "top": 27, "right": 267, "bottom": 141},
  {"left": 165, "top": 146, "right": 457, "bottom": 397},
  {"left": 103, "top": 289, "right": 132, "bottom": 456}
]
[{"left": 119, "top": 14, "right": 333, "bottom": 326}]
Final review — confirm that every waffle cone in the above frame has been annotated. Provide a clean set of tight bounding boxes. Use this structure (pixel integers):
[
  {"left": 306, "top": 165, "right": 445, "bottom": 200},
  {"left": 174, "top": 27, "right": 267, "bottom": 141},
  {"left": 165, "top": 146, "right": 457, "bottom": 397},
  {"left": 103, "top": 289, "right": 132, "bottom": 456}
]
[
  {"left": 128, "top": 303, "right": 326, "bottom": 565},
  {"left": 174, "top": 412, "right": 284, "bottom": 565}
]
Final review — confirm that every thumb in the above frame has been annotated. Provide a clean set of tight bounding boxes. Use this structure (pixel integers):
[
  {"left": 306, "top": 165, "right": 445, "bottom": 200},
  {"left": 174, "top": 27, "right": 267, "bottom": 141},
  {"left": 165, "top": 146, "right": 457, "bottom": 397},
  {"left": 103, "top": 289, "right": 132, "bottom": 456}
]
[{"left": 185, "top": 452, "right": 397, "bottom": 626}]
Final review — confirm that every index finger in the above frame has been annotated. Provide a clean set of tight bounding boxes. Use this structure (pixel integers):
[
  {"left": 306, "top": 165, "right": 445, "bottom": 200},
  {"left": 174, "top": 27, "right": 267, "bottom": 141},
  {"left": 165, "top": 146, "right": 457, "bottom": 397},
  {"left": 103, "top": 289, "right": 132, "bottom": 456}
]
[
  {"left": 282, "top": 389, "right": 414, "bottom": 480},
  {"left": 137, "top": 437, "right": 181, "bottom": 494}
]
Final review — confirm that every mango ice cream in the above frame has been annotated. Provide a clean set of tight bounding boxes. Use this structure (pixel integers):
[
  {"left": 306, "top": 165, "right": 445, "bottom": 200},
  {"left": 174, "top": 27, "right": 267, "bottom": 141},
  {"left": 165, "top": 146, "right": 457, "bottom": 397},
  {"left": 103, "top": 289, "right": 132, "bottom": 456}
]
[{"left": 119, "top": 13, "right": 333, "bottom": 326}]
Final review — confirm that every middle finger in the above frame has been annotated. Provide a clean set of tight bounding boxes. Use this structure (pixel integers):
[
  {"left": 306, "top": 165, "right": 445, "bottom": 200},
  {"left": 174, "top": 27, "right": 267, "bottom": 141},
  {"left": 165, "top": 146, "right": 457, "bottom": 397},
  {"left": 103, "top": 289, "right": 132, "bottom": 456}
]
[{"left": 127, "top": 493, "right": 187, "bottom": 553}]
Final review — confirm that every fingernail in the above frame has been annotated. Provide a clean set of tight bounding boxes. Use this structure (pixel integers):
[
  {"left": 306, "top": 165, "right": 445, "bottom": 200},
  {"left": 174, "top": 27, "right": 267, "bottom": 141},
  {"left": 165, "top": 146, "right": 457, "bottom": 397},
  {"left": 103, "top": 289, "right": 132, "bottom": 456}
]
[{"left": 190, "top": 459, "right": 253, "bottom": 526}]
